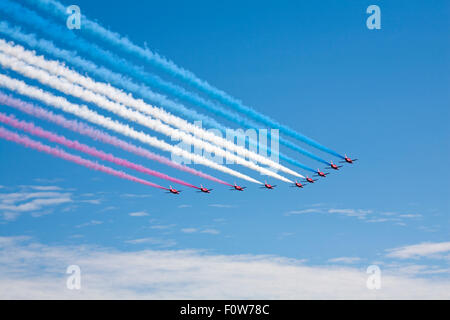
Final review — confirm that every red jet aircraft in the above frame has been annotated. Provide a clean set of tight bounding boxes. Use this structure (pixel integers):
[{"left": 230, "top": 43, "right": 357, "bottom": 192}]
[
  {"left": 328, "top": 161, "right": 342, "bottom": 170},
  {"left": 340, "top": 154, "right": 358, "bottom": 164},
  {"left": 167, "top": 186, "right": 181, "bottom": 194},
  {"left": 230, "top": 183, "right": 246, "bottom": 191},
  {"left": 314, "top": 169, "right": 329, "bottom": 178},
  {"left": 291, "top": 181, "right": 306, "bottom": 188},
  {"left": 261, "top": 182, "right": 276, "bottom": 189},
  {"left": 304, "top": 176, "right": 318, "bottom": 184}
]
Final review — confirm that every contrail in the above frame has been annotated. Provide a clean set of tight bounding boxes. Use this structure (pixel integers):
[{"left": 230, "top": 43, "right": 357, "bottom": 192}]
[
  {"left": 0, "top": 51, "right": 293, "bottom": 183},
  {"left": 0, "top": 74, "right": 263, "bottom": 184},
  {"left": 25, "top": 0, "right": 345, "bottom": 160},
  {"left": 0, "top": 1, "right": 331, "bottom": 168},
  {"left": 0, "top": 126, "right": 169, "bottom": 190},
  {"left": 0, "top": 92, "right": 233, "bottom": 187},
  {"left": 0, "top": 39, "right": 302, "bottom": 178},
  {"left": 0, "top": 112, "right": 201, "bottom": 189}
]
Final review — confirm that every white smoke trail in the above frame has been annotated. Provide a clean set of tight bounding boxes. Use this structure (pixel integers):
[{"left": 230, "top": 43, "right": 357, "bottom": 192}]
[
  {"left": 0, "top": 50, "right": 293, "bottom": 183},
  {"left": 0, "top": 73, "right": 262, "bottom": 184},
  {"left": 0, "top": 39, "right": 302, "bottom": 178}
]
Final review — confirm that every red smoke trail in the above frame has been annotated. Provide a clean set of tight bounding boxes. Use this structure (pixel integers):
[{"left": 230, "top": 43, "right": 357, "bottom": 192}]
[
  {"left": 0, "top": 112, "right": 200, "bottom": 189},
  {"left": 0, "top": 126, "right": 168, "bottom": 190},
  {"left": 0, "top": 92, "right": 233, "bottom": 187}
]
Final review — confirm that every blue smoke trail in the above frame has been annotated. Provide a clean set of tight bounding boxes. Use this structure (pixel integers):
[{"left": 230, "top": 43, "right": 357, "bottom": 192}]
[
  {"left": 0, "top": 8, "right": 321, "bottom": 172},
  {"left": 27, "top": 0, "right": 345, "bottom": 160}
]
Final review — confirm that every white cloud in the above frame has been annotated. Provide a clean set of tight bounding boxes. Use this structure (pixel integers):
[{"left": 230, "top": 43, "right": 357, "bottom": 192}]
[
  {"left": 181, "top": 228, "right": 198, "bottom": 233},
  {"left": 286, "top": 207, "right": 425, "bottom": 225},
  {"left": 0, "top": 188, "right": 72, "bottom": 220},
  {"left": 24, "top": 186, "right": 62, "bottom": 191},
  {"left": 1, "top": 197, "right": 72, "bottom": 212},
  {"left": 128, "top": 211, "right": 149, "bottom": 217},
  {"left": 285, "top": 207, "right": 373, "bottom": 219},
  {"left": 366, "top": 218, "right": 399, "bottom": 223},
  {"left": 328, "top": 209, "right": 372, "bottom": 219},
  {"left": 178, "top": 204, "right": 191, "bottom": 208},
  {"left": 99, "top": 206, "right": 117, "bottom": 213},
  {"left": 328, "top": 257, "right": 362, "bottom": 264},
  {"left": 79, "top": 199, "right": 103, "bottom": 205},
  {"left": 0, "top": 237, "right": 449, "bottom": 299},
  {"left": 386, "top": 242, "right": 450, "bottom": 259},
  {"left": 181, "top": 228, "right": 220, "bottom": 235},
  {"left": 398, "top": 214, "right": 422, "bottom": 218},
  {"left": 150, "top": 224, "right": 175, "bottom": 230},
  {"left": 285, "top": 208, "right": 321, "bottom": 216}
]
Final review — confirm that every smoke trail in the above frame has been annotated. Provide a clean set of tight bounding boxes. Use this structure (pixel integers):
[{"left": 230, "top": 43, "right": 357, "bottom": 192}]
[
  {"left": 0, "top": 74, "right": 263, "bottom": 184},
  {"left": 0, "top": 39, "right": 302, "bottom": 178},
  {"left": 0, "top": 92, "right": 232, "bottom": 187},
  {"left": 0, "top": 22, "right": 318, "bottom": 173},
  {"left": 0, "top": 112, "right": 201, "bottom": 189},
  {"left": 0, "top": 1, "right": 331, "bottom": 167},
  {"left": 0, "top": 126, "right": 169, "bottom": 190},
  {"left": 26, "top": 0, "right": 345, "bottom": 160},
  {"left": 0, "top": 52, "right": 293, "bottom": 183}
]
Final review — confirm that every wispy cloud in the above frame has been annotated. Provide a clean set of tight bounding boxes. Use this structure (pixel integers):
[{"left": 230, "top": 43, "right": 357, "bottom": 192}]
[
  {"left": 328, "top": 257, "right": 362, "bottom": 264},
  {"left": 285, "top": 207, "right": 372, "bottom": 219},
  {"left": 0, "top": 185, "right": 113, "bottom": 220},
  {"left": 399, "top": 214, "right": 422, "bottom": 218},
  {"left": 128, "top": 211, "right": 149, "bottom": 217},
  {"left": 201, "top": 229, "right": 220, "bottom": 235},
  {"left": 386, "top": 242, "right": 450, "bottom": 259},
  {"left": 328, "top": 209, "right": 372, "bottom": 219},
  {"left": 0, "top": 189, "right": 73, "bottom": 220},
  {"left": 178, "top": 204, "right": 192, "bottom": 208},
  {"left": 19, "top": 185, "right": 62, "bottom": 191},
  {"left": 181, "top": 228, "right": 198, "bottom": 233},
  {"left": 285, "top": 208, "right": 321, "bottom": 216},
  {"left": 75, "top": 220, "right": 103, "bottom": 228},
  {"left": 366, "top": 218, "right": 400, "bottom": 223},
  {"left": 285, "top": 205, "right": 426, "bottom": 225},
  {"left": 79, "top": 199, "right": 103, "bottom": 205},
  {"left": 181, "top": 228, "right": 220, "bottom": 235},
  {"left": 150, "top": 224, "right": 175, "bottom": 230}
]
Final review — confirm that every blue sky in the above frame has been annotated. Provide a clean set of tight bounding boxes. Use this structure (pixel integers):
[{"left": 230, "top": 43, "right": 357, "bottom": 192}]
[{"left": 0, "top": 0, "right": 449, "bottom": 298}]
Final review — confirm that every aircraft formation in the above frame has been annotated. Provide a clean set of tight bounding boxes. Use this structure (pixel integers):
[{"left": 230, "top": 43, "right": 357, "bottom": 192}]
[{"left": 0, "top": 0, "right": 357, "bottom": 196}]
